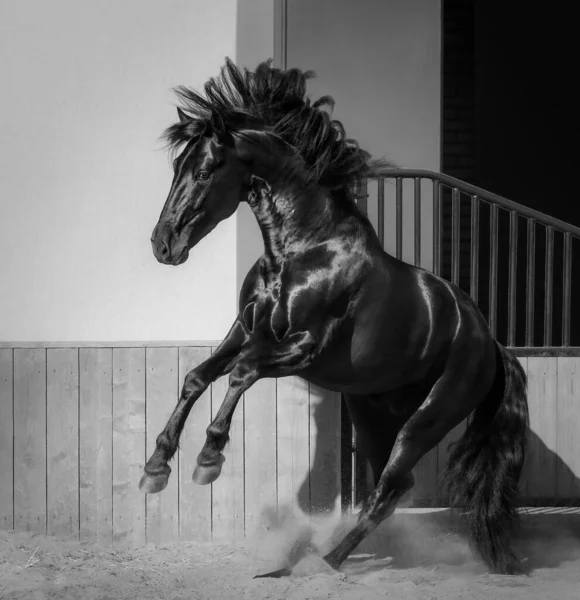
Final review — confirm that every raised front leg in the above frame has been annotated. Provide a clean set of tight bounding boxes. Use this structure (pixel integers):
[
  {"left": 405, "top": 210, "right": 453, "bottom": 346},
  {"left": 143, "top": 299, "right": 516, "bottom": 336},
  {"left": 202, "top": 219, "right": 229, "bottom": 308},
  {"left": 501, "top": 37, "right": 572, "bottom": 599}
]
[
  {"left": 193, "top": 330, "right": 317, "bottom": 485},
  {"left": 139, "top": 319, "right": 248, "bottom": 493}
]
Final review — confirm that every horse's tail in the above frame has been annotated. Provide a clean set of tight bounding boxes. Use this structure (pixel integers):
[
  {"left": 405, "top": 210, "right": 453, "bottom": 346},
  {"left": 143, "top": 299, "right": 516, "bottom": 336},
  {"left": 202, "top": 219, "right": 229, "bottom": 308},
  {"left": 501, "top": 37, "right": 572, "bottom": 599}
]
[{"left": 438, "top": 341, "right": 529, "bottom": 574}]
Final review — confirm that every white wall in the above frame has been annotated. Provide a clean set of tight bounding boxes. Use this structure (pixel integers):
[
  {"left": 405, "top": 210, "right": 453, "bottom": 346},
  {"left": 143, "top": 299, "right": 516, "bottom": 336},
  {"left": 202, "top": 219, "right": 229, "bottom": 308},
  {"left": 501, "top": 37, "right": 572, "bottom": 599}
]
[
  {"left": 286, "top": 0, "right": 441, "bottom": 267},
  {"left": 0, "top": 0, "right": 238, "bottom": 341},
  {"left": 287, "top": 0, "right": 440, "bottom": 171},
  {"left": 235, "top": 0, "right": 442, "bottom": 281},
  {"left": 235, "top": 0, "right": 275, "bottom": 294}
]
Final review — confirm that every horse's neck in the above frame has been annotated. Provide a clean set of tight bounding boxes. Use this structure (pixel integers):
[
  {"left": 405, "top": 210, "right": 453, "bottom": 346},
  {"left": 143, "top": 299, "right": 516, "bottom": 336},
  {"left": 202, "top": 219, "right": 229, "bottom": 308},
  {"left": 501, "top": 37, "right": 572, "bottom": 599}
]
[
  {"left": 248, "top": 183, "right": 335, "bottom": 259},
  {"left": 248, "top": 183, "right": 366, "bottom": 272},
  {"left": 239, "top": 134, "right": 371, "bottom": 258}
]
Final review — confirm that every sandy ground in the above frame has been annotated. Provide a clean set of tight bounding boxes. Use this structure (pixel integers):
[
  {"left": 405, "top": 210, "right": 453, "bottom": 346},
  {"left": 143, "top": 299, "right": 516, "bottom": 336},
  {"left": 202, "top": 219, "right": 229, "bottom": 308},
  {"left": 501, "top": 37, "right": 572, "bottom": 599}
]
[{"left": 2, "top": 508, "right": 580, "bottom": 600}]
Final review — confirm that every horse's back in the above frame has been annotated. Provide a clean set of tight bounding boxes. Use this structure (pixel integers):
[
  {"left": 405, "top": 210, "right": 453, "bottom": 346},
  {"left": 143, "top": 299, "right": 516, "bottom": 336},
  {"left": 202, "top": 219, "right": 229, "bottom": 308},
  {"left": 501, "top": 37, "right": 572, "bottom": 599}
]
[{"left": 306, "top": 255, "right": 494, "bottom": 394}]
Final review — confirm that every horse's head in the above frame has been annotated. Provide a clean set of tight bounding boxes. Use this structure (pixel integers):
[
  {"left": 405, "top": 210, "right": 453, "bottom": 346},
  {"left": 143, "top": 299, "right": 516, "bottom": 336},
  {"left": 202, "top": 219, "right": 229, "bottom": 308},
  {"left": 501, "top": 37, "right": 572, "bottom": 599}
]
[
  {"left": 151, "top": 57, "right": 380, "bottom": 265},
  {"left": 151, "top": 109, "right": 251, "bottom": 266}
]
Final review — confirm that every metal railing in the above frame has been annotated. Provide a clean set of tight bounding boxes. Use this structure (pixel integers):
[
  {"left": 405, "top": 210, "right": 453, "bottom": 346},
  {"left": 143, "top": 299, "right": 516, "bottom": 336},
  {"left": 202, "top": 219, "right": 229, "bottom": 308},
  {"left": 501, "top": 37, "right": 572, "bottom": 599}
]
[
  {"left": 344, "top": 168, "right": 580, "bottom": 509},
  {"left": 355, "top": 169, "right": 580, "bottom": 348}
]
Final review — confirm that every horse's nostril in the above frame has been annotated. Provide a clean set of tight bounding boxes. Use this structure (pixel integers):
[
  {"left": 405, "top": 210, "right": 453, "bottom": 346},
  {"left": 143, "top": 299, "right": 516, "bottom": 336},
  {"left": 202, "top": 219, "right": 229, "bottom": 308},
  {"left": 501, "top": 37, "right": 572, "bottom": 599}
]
[
  {"left": 160, "top": 238, "right": 171, "bottom": 258},
  {"left": 152, "top": 227, "right": 174, "bottom": 262}
]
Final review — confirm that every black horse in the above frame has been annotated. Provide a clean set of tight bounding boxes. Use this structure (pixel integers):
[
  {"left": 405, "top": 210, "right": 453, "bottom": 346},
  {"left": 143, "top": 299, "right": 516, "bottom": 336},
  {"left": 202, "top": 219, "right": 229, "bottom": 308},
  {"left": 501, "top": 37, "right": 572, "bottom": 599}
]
[{"left": 140, "top": 58, "right": 529, "bottom": 576}]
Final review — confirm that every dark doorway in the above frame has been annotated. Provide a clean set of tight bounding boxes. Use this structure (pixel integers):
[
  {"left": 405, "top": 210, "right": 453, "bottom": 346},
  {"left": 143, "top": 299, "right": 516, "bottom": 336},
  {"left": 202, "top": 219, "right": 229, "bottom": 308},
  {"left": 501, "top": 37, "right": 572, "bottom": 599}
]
[{"left": 441, "top": 0, "right": 579, "bottom": 346}]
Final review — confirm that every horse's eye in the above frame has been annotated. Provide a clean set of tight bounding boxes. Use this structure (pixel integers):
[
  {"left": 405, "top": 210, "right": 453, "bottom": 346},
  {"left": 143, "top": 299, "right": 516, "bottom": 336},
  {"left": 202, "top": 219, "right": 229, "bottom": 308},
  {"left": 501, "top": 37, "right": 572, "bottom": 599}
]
[{"left": 197, "top": 170, "right": 210, "bottom": 181}]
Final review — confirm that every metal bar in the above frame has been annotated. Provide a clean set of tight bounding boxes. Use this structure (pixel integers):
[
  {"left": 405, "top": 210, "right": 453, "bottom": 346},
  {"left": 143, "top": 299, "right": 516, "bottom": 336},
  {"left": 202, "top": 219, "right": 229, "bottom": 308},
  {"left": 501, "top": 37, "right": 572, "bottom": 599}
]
[
  {"left": 377, "top": 178, "right": 385, "bottom": 248},
  {"left": 356, "top": 178, "right": 368, "bottom": 216},
  {"left": 396, "top": 177, "right": 403, "bottom": 260},
  {"left": 525, "top": 219, "right": 536, "bottom": 346},
  {"left": 414, "top": 178, "right": 421, "bottom": 266},
  {"left": 562, "top": 232, "right": 572, "bottom": 346},
  {"left": 544, "top": 226, "right": 554, "bottom": 346},
  {"left": 433, "top": 180, "right": 441, "bottom": 276},
  {"left": 507, "top": 211, "right": 518, "bottom": 346},
  {"left": 489, "top": 204, "right": 499, "bottom": 337},
  {"left": 470, "top": 196, "right": 479, "bottom": 304},
  {"left": 351, "top": 425, "right": 357, "bottom": 509},
  {"left": 451, "top": 188, "right": 460, "bottom": 286},
  {"left": 273, "top": 0, "right": 288, "bottom": 70},
  {"left": 371, "top": 168, "right": 580, "bottom": 238}
]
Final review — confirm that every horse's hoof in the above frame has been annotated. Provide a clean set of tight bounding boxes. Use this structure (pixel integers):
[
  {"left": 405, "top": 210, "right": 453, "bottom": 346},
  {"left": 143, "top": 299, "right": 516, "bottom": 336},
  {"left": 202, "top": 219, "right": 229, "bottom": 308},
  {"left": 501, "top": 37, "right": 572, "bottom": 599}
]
[
  {"left": 253, "top": 566, "right": 292, "bottom": 579},
  {"left": 503, "top": 557, "right": 531, "bottom": 576},
  {"left": 139, "top": 472, "right": 169, "bottom": 494},
  {"left": 192, "top": 455, "right": 225, "bottom": 485},
  {"left": 321, "top": 554, "right": 341, "bottom": 572}
]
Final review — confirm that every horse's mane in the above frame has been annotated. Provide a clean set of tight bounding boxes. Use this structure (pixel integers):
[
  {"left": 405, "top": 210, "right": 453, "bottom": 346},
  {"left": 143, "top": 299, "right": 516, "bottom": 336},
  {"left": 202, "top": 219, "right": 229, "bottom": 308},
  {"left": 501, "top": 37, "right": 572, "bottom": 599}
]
[{"left": 163, "top": 58, "right": 392, "bottom": 190}]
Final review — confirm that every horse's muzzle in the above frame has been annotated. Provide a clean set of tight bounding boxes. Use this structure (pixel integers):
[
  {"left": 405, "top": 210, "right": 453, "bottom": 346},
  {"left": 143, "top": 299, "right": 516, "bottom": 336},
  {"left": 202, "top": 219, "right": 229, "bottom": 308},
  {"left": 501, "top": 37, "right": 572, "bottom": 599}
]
[{"left": 151, "top": 224, "right": 189, "bottom": 265}]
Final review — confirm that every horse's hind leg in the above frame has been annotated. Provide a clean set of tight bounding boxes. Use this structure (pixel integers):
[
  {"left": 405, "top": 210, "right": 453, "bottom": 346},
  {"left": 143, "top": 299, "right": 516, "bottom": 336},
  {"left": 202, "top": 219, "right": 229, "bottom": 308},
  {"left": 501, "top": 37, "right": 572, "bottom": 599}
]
[
  {"left": 323, "top": 371, "right": 483, "bottom": 571},
  {"left": 255, "top": 392, "right": 408, "bottom": 579}
]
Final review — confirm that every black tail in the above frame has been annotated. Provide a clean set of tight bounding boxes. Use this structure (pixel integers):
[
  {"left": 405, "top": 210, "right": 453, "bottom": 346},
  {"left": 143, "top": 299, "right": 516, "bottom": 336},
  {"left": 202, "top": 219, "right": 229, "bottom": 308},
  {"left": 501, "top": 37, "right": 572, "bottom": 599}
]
[{"left": 438, "top": 342, "right": 529, "bottom": 574}]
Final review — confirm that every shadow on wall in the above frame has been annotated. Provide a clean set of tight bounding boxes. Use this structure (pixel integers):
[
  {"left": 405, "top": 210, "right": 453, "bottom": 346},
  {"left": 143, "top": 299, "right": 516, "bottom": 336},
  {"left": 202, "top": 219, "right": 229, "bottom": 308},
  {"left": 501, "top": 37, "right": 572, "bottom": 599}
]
[
  {"left": 291, "top": 397, "right": 580, "bottom": 515},
  {"left": 298, "top": 388, "right": 341, "bottom": 517},
  {"left": 519, "top": 428, "right": 580, "bottom": 506},
  {"left": 349, "top": 431, "right": 580, "bottom": 572},
  {"left": 260, "top": 401, "right": 580, "bottom": 573}
]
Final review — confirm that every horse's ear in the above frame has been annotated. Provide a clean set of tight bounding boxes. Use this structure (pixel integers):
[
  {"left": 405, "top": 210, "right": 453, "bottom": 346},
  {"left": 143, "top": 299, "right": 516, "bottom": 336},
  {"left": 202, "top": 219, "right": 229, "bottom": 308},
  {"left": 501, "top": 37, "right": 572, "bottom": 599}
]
[
  {"left": 250, "top": 175, "right": 271, "bottom": 198},
  {"left": 177, "top": 107, "right": 189, "bottom": 123}
]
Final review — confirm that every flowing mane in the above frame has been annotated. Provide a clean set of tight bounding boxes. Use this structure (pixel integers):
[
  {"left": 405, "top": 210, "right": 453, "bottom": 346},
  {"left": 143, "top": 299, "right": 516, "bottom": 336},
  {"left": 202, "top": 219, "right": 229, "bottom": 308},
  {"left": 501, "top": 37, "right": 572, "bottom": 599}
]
[{"left": 163, "top": 58, "right": 392, "bottom": 190}]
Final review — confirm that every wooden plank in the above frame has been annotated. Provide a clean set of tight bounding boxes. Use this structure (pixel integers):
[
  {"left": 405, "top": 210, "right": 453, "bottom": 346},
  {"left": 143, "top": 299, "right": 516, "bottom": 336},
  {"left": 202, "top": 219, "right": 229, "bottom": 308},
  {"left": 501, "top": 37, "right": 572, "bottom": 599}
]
[
  {"left": 277, "top": 376, "right": 310, "bottom": 515},
  {"left": 112, "top": 348, "right": 146, "bottom": 546},
  {"left": 1, "top": 341, "right": 223, "bottom": 349},
  {"left": 211, "top": 372, "right": 245, "bottom": 541},
  {"left": 4, "top": 342, "right": 580, "bottom": 357},
  {"left": 46, "top": 349, "right": 79, "bottom": 538},
  {"left": 556, "top": 357, "right": 580, "bottom": 500},
  {"left": 0, "top": 349, "right": 13, "bottom": 529},
  {"left": 308, "top": 384, "right": 341, "bottom": 516},
  {"left": 178, "top": 346, "right": 212, "bottom": 541},
  {"left": 523, "top": 357, "right": 558, "bottom": 500},
  {"left": 79, "top": 348, "right": 113, "bottom": 544},
  {"left": 145, "top": 347, "right": 179, "bottom": 544},
  {"left": 412, "top": 446, "right": 439, "bottom": 505},
  {"left": 13, "top": 349, "right": 46, "bottom": 533},
  {"left": 517, "top": 356, "right": 530, "bottom": 496},
  {"left": 244, "top": 378, "right": 277, "bottom": 535}
]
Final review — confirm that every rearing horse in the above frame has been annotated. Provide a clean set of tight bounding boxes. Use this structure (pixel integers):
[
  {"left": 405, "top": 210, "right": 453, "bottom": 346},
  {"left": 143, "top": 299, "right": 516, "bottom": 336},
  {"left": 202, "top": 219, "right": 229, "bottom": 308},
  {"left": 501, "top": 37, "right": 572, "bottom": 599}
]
[{"left": 141, "top": 58, "right": 529, "bottom": 576}]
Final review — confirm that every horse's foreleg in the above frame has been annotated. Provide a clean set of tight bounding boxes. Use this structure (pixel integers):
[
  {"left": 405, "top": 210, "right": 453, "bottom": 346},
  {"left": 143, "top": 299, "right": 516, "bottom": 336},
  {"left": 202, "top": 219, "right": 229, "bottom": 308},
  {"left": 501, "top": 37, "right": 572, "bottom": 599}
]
[
  {"left": 193, "top": 361, "right": 259, "bottom": 484},
  {"left": 193, "top": 330, "right": 317, "bottom": 485},
  {"left": 139, "top": 319, "right": 248, "bottom": 493}
]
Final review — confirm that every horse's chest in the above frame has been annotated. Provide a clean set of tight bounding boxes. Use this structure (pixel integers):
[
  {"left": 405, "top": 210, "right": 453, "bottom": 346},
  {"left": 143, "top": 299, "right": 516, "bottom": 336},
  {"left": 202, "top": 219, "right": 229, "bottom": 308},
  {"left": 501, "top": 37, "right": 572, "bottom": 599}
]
[{"left": 242, "top": 278, "right": 291, "bottom": 342}]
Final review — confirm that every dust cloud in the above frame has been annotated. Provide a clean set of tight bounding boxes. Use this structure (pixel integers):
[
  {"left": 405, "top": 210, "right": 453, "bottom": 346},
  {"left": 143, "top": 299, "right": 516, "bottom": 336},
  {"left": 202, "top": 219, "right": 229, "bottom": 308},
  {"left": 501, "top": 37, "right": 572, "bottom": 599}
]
[{"left": 246, "top": 501, "right": 580, "bottom": 578}]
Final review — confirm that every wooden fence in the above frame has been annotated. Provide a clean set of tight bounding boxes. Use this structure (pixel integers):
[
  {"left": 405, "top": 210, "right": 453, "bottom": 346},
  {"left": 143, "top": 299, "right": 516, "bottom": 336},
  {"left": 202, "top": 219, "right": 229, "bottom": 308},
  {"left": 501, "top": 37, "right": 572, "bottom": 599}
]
[
  {"left": 0, "top": 343, "right": 579, "bottom": 546},
  {"left": 411, "top": 352, "right": 580, "bottom": 507},
  {"left": 0, "top": 343, "right": 341, "bottom": 546}
]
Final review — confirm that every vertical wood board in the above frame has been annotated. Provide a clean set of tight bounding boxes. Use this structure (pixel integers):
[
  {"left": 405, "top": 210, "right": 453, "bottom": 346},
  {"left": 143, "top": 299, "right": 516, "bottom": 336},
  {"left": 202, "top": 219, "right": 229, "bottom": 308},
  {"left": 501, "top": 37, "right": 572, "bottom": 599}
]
[
  {"left": 46, "top": 348, "right": 79, "bottom": 538},
  {"left": 556, "top": 357, "right": 580, "bottom": 498},
  {"left": 308, "top": 384, "right": 341, "bottom": 516},
  {"left": 244, "top": 378, "right": 277, "bottom": 534},
  {"left": 178, "top": 346, "right": 212, "bottom": 541},
  {"left": 112, "top": 348, "right": 146, "bottom": 546},
  {"left": 524, "top": 357, "right": 558, "bottom": 498},
  {"left": 79, "top": 348, "right": 113, "bottom": 544},
  {"left": 145, "top": 347, "right": 179, "bottom": 544},
  {"left": 276, "top": 376, "right": 310, "bottom": 515},
  {"left": 13, "top": 349, "right": 46, "bottom": 533},
  {"left": 0, "top": 349, "right": 13, "bottom": 529}
]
